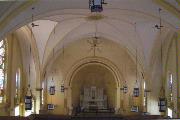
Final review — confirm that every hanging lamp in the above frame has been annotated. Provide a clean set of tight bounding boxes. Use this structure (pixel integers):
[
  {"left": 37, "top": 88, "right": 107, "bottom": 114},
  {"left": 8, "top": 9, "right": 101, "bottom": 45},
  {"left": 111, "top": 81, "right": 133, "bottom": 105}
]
[
  {"left": 133, "top": 37, "right": 140, "bottom": 97},
  {"left": 123, "top": 55, "right": 128, "bottom": 94},
  {"left": 120, "top": 62, "right": 128, "bottom": 94},
  {"left": 61, "top": 45, "right": 65, "bottom": 93},
  {"left": 25, "top": 84, "right": 33, "bottom": 110},
  {"left": 48, "top": 72, "right": 55, "bottom": 109},
  {"left": 131, "top": 23, "right": 139, "bottom": 113},
  {"left": 25, "top": 46, "right": 33, "bottom": 110},
  {"left": 133, "top": 81, "right": 139, "bottom": 97},
  {"left": 156, "top": 8, "right": 166, "bottom": 112},
  {"left": 49, "top": 48, "right": 56, "bottom": 95},
  {"left": 25, "top": 7, "right": 35, "bottom": 110},
  {"left": 123, "top": 81, "right": 128, "bottom": 94},
  {"left": 89, "top": 0, "right": 107, "bottom": 12},
  {"left": 49, "top": 79, "right": 55, "bottom": 95}
]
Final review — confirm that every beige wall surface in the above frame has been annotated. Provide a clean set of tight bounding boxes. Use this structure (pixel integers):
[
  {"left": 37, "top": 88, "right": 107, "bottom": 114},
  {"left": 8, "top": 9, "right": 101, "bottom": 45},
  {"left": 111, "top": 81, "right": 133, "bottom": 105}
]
[{"left": 45, "top": 38, "right": 144, "bottom": 115}]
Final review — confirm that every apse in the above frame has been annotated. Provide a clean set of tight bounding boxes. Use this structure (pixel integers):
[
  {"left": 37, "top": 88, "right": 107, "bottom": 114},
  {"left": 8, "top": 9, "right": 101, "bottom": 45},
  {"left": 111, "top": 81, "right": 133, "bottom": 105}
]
[{"left": 71, "top": 64, "right": 116, "bottom": 109}]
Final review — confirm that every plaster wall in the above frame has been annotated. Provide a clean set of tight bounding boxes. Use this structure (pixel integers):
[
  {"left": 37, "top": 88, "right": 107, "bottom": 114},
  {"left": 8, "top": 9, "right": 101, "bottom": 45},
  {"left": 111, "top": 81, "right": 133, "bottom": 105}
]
[{"left": 45, "top": 39, "right": 144, "bottom": 115}]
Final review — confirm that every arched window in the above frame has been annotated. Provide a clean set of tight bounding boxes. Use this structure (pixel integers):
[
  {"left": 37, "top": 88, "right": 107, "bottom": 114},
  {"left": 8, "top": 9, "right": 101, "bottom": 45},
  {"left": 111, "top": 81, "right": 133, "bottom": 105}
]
[
  {"left": 167, "top": 73, "right": 173, "bottom": 118},
  {"left": 42, "top": 81, "right": 44, "bottom": 105},
  {"left": 15, "top": 69, "right": 21, "bottom": 116},
  {"left": 143, "top": 81, "right": 146, "bottom": 106},
  {"left": 15, "top": 68, "right": 21, "bottom": 105},
  {"left": 0, "top": 39, "right": 7, "bottom": 103},
  {"left": 169, "top": 73, "right": 173, "bottom": 102}
]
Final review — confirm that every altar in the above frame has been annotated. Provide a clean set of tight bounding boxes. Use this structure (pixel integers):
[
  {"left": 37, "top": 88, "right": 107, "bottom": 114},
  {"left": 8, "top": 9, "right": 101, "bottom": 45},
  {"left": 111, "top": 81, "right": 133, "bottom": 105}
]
[{"left": 80, "top": 86, "right": 107, "bottom": 111}]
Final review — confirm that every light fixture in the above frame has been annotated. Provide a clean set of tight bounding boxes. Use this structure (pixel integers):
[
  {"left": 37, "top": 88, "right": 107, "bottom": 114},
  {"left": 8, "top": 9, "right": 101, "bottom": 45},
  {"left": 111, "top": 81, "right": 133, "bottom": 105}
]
[
  {"left": 158, "top": 91, "right": 166, "bottom": 112},
  {"left": 49, "top": 85, "right": 55, "bottom": 95},
  {"left": 155, "top": 8, "right": 166, "bottom": 113},
  {"left": 49, "top": 49, "right": 56, "bottom": 95},
  {"left": 133, "top": 48, "right": 140, "bottom": 97},
  {"left": 25, "top": 84, "right": 33, "bottom": 110},
  {"left": 60, "top": 82, "right": 68, "bottom": 93},
  {"left": 121, "top": 56, "right": 128, "bottom": 94},
  {"left": 120, "top": 81, "right": 128, "bottom": 94},
  {"left": 24, "top": 7, "right": 35, "bottom": 109},
  {"left": 61, "top": 84, "right": 65, "bottom": 92},
  {"left": 89, "top": 0, "right": 107, "bottom": 12},
  {"left": 133, "top": 80, "right": 139, "bottom": 97},
  {"left": 50, "top": 79, "right": 55, "bottom": 95}
]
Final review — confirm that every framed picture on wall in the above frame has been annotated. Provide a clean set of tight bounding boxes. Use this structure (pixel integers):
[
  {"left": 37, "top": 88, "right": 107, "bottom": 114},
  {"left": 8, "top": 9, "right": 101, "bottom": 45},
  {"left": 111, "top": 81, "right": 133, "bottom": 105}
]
[
  {"left": 47, "top": 104, "right": 54, "bottom": 110},
  {"left": 131, "top": 106, "right": 139, "bottom": 112}
]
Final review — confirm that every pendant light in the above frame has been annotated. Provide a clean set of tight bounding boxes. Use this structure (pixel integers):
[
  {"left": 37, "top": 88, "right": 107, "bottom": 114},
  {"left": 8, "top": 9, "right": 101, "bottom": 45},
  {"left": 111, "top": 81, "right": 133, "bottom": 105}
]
[
  {"left": 131, "top": 23, "right": 139, "bottom": 112},
  {"left": 156, "top": 8, "right": 166, "bottom": 112},
  {"left": 49, "top": 48, "right": 56, "bottom": 95},
  {"left": 47, "top": 48, "right": 55, "bottom": 110},
  {"left": 133, "top": 25, "right": 140, "bottom": 97},
  {"left": 25, "top": 85, "right": 33, "bottom": 110},
  {"left": 89, "top": 0, "right": 107, "bottom": 12},
  {"left": 123, "top": 81, "right": 128, "bottom": 94},
  {"left": 48, "top": 78, "right": 55, "bottom": 110},
  {"left": 25, "top": 45, "right": 33, "bottom": 110},
  {"left": 61, "top": 45, "right": 65, "bottom": 93},
  {"left": 49, "top": 78, "right": 55, "bottom": 95},
  {"left": 59, "top": 26, "right": 65, "bottom": 93},
  {"left": 120, "top": 82, "right": 128, "bottom": 94},
  {"left": 120, "top": 55, "right": 128, "bottom": 94},
  {"left": 25, "top": 7, "right": 35, "bottom": 110}
]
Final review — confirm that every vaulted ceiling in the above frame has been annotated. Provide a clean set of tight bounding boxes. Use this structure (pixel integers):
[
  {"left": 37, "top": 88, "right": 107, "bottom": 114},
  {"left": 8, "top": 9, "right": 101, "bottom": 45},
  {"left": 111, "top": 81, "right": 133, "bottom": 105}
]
[{"left": 0, "top": 0, "right": 180, "bottom": 72}]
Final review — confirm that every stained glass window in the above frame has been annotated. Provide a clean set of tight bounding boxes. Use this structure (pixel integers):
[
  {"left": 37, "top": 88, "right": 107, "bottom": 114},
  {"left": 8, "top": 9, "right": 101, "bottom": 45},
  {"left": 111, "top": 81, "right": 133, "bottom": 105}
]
[
  {"left": 15, "top": 69, "right": 20, "bottom": 105},
  {"left": 169, "top": 73, "right": 173, "bottom": 102},
  {"left": 42, "top": 81, "right": 44, "bottom": 105},
  {"left": 143, "top": 82, "right": 146, "bottom": 106},
  {"left": 0, "top": 39, "right": 6, "bottom": 103}
]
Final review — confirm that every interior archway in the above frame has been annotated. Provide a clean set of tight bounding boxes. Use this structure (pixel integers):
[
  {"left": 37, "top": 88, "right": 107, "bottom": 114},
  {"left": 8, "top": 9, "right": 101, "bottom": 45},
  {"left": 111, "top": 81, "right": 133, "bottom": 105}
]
[{"left": 71, "top": 63, "right": 117, "bottom": 110}]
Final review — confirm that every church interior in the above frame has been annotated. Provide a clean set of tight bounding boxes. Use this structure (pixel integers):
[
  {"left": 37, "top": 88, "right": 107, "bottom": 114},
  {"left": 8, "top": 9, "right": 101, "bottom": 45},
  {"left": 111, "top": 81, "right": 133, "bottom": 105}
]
[{"left": 0, "top": 0, "right": 180, "bottom": 119}]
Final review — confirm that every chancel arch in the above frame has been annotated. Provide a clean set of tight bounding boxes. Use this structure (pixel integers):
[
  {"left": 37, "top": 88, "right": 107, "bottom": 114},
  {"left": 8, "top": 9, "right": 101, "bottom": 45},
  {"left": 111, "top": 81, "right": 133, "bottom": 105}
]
[{"left": 65, "top": 57, "right": 122, "bottom": 115}]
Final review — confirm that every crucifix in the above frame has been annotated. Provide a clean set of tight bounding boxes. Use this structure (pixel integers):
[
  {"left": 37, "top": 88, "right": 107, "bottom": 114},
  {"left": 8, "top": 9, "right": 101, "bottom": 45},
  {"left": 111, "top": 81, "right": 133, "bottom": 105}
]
[
  {"left": 87, "top": 17, "right": 102, "bottom": 56},
  {"left": 87, "top": 37, "right": 101, "bottom": 56}
]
